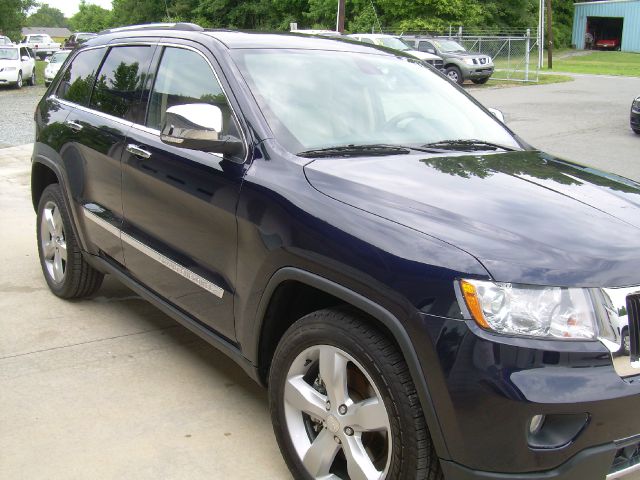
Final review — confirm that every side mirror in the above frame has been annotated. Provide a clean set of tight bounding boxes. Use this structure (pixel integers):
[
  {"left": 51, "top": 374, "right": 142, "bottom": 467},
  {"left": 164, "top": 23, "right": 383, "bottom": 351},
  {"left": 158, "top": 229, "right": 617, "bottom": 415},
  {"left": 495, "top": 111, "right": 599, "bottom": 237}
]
[
  {"left": 160, "top": 103, "right": 243, "bottom": 155},
  {"left": 488, "top": 108, "right": 505, "bottom": 123},
  {"left": 21, "top": 55, "right": 30, "bottom": 61},
  {"left": 427, "top": 48, "right": 436, "bottom": 54},
  {"left": 44, "top": 57, "right": 50, "bottom": 63}
]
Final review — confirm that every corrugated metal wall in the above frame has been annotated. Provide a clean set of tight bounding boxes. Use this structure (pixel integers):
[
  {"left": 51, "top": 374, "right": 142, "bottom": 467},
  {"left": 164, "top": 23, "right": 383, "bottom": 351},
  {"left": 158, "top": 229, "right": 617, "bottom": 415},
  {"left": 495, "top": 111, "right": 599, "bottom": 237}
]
[{"left": 572, "top": 0, "right": 640, "bottom": 52}]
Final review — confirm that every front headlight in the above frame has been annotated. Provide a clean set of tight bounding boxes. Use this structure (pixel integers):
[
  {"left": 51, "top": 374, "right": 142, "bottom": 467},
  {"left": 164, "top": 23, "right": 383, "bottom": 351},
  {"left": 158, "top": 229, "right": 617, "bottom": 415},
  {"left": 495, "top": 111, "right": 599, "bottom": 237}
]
[
  {"left": 460, "top": 279, "right": 597, "bottom": 339},
  {"left": 633, "top": 98, "right": 640, "bottom": 113},
  {"left": 463, "top": 58, "right": 475, "bottom": 66}
]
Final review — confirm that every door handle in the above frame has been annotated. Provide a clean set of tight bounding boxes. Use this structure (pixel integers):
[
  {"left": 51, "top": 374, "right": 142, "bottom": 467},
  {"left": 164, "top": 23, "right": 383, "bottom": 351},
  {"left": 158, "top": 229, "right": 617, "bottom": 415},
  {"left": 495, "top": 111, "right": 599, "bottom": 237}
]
[
  {"left": 65, "top": 120, "right": 83, "bottom": 132},
  {"left": 126, "top": 144, "right": 152, "bottom": 159}
]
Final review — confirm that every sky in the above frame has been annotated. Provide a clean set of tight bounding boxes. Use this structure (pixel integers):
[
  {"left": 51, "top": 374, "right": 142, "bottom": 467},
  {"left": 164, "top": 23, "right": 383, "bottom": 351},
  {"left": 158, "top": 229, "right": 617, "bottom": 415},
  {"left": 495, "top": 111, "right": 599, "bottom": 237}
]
[{"left": 39, "top": 0, "right": 113, "bottom": 18}]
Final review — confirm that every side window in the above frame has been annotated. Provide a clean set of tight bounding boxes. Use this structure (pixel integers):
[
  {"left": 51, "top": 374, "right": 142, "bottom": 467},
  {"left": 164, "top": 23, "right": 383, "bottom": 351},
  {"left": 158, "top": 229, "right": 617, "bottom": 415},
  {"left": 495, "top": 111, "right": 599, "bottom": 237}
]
[
  {"left": 19, "top": 47, "right": 26, "bottom": 58},
  {"left": 420, "top": 41, "right": 435, "bottom": 52},
  {"left": 146, "top": 47, "right": 235, "bottom": 136},
  {"left": 90, "top": 46, "right": 153, "bottom": 120},
  {"left": 56, "top": 48, "right": 105, "bottom": 106}
]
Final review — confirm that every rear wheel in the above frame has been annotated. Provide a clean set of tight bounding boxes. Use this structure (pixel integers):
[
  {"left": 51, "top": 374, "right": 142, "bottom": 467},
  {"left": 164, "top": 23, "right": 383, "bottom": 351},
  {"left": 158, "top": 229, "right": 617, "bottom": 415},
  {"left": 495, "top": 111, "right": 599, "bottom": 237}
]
[
  {"left": 36, "top": 184, "right": 104, "bottom": 298},
  {"left": 269, "top": 307, "right": 443, "bottom": 480},
  {"left": 472, "top": 77, "right": 490, "bottom": 85},
  {"left": 445, "top": 66, "right": 463, "bottom": 85}
]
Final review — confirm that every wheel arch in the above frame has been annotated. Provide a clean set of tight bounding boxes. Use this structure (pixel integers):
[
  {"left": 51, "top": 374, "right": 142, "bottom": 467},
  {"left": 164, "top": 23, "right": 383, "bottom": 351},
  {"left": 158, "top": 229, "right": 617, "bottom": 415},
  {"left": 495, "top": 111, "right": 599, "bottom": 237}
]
[
  {"left": 31, "top": 159, "right": 60, "bottom": 211},
  {"left": 252, "top": 266, "right": 451, "bottom": 459}
]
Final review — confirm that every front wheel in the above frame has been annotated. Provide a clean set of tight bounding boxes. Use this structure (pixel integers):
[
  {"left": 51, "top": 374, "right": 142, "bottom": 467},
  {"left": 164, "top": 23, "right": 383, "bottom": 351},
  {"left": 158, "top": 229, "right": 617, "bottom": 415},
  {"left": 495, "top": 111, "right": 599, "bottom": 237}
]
[
  {"left": 633, "top": 127, "right": 640, "bottom": 135},
  {"left": 36, "top": 184, "right": 104, "bottom": 298},
  {"left": 472, "top": 77, "right": 490, "bottom": 85},
  {"left": 15, "top": 71, "right": 22, "bottom": 89},
  {"left": 269, "top": 308, "right": 443, "bottom": 480},
  {"left": 445, "top": 66, "right": 464, "bottom": 85}
]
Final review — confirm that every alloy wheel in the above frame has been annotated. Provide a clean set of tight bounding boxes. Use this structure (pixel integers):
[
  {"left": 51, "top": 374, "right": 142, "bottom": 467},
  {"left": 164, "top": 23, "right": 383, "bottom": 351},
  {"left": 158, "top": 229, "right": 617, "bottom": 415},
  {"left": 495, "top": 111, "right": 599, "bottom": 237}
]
[
  {"left": 284, "top": 344, "right": 392, "bottom": 480},
  {"left": 40, "top": 200, "right": 67, "bottom": 283}
]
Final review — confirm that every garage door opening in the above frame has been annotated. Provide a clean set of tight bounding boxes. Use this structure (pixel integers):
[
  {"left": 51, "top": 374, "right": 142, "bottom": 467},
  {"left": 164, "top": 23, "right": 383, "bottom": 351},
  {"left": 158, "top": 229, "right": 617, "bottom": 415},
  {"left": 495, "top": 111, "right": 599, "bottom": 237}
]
[{"left": 587, "top": 16, "right": 624, "bottom": 50}]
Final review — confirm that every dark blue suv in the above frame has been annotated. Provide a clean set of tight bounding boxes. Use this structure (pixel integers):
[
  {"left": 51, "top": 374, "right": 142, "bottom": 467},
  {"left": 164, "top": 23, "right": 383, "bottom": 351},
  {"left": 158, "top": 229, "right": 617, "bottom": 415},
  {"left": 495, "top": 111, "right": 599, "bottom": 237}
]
[{"left": 31, "top": 23, "right": 640, "bottom": 480}]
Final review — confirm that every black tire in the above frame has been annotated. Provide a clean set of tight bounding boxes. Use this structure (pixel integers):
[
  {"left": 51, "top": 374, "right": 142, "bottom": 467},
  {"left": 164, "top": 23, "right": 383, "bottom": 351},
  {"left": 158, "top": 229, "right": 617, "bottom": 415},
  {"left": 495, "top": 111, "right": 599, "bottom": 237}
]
[
  {"left": 29, "top": 68, "right": 36, "bottom": 86},
  {"left": 269, "top": 307, "right": 443, "bottom": 480},
  {"left": 15, "top": 71, "right": 22, "bottom": 89},
  {"left": 445, "top": 65, "right": 464, "bottom": 85},
  {"left": 36, "top": 184, "right": 104, "bottom": 298},
  {"left": 472, "top": 77, "right": 490, "bottom": 85},
  {"left": 633, "top": 128, "right": 640, "bottom": 135}
]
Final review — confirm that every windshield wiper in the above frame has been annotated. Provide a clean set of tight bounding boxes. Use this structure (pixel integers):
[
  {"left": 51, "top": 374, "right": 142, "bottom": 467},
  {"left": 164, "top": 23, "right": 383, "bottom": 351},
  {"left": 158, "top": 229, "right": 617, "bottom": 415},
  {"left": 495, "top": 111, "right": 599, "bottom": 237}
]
[
  {"left": 421, "top": 139, "right": 516, "bottom": 152},
  {"left": 297, "top": 144, "right": 413, "bottom": 158}
]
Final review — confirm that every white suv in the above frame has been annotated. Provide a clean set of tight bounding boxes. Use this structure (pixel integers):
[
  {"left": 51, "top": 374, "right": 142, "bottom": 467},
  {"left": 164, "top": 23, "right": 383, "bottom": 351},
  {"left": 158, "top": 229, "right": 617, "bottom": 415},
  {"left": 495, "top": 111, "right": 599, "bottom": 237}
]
[{"left": 0, "top": 45, "right": 36, "bottom": 88}]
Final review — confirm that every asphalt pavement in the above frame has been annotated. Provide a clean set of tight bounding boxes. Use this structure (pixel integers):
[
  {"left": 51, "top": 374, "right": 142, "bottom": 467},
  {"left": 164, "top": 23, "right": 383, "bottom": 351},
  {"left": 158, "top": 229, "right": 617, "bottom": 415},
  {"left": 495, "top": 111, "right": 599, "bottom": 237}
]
[{"left": 0, "top": 73, "right": 639, "bottom": 479}]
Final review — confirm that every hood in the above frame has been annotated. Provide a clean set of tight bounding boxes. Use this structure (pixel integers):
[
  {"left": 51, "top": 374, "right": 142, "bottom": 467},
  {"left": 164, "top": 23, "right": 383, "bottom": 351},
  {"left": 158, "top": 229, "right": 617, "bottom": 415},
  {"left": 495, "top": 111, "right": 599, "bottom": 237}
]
[
  {"left": 408, "top": 50, "right": 441, "bottom": 61},
  {"left": 304, "top": 150, "right": 640, "bottom": 287}
]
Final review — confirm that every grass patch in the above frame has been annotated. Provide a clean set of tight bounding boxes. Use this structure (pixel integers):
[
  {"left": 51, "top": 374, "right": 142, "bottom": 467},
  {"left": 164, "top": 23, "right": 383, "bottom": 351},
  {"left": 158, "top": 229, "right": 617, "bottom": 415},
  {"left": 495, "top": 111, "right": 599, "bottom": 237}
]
[
  {"left": 35, "top": 60, "right": 46, "bottom": 86},
  {"left": 550, "top": 51, "right": 640, "bottom": 76},
  {"left": 467, "top": 73, "right": 574, "bottom": 89}
]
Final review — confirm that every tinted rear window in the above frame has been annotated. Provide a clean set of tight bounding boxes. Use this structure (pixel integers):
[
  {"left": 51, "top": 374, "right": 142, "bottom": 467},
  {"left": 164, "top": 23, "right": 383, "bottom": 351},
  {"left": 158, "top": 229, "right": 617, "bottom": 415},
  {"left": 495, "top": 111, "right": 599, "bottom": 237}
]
[
  {"left": 90, "top": 46, "right": 153, "bottom": 120},
  {"left": 56, "top": 48, "right": 105, "bottom": 106}
]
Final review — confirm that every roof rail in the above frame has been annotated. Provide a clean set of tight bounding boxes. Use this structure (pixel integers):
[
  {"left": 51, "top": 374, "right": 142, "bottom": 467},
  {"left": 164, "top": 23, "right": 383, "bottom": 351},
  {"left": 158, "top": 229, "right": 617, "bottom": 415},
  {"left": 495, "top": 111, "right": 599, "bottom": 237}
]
[{"left": 98, "top": 22, "right": 204, "bottom": 35}]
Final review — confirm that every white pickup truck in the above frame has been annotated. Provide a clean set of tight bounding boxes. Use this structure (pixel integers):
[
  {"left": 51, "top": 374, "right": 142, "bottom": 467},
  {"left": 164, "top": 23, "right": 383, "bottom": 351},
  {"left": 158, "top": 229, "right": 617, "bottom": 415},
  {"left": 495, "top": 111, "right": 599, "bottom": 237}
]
[{"left": 20, "top": 34, "right": 60, "bottom": 59}]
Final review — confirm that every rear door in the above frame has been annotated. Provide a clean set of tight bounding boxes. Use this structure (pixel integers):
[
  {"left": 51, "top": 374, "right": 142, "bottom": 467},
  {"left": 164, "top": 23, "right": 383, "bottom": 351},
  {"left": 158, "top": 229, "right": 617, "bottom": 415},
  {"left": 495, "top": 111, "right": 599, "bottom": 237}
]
[
  {"left": 121, "top": 44, "right": 247, "bottom": 341},
  {"left": 55, "top": 44, "right": 156, "bottom": 265}
]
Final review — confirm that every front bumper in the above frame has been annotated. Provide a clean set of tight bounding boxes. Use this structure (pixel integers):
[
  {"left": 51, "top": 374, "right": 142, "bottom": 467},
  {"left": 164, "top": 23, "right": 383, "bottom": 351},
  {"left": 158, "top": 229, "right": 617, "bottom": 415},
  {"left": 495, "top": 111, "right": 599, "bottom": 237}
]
[
  {"left": 464, "top": 66, "right": 494, "bottom": 79},
  {"left": 412, "top": 312, "right": 640, "bottom": 480},
  {"left": 0, "top": 70, "right": 19, "bottom": 84}
]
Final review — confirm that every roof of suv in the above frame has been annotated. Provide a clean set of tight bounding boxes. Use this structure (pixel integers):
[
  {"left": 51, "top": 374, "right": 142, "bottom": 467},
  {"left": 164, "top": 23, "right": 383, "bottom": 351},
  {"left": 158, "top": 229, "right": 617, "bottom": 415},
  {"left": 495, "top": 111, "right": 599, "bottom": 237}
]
[{"left": 86, "top": 23, "right": 390, "bottom": 54}]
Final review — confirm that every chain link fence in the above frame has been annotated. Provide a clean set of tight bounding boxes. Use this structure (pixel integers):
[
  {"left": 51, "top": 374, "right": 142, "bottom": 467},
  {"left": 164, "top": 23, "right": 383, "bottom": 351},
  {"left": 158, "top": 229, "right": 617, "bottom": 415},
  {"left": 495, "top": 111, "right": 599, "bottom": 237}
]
[{"left": 386, "top": 27, "right": 541, "bottom": 83}]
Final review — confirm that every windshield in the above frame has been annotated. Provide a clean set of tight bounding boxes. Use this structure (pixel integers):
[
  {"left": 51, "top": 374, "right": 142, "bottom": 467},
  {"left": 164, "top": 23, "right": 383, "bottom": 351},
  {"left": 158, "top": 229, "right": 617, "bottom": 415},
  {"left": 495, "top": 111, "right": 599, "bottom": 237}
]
[
  {"left": 434, "top": 40, "right": 467, "bottom": 53},
  {"left": 0, "top": 48, "right": 18, "bottom": 60},
  {"left": 49, "top": 51, "right": 70, "bottom": 63},
  {"left": 232, "top": 49, "right": 520, "bottom": 154},
  {"left": 377, "top": 37, "right": 411, "bottom": 51},
  {"left": 0, "top": 37, "right": 11, "bottom": 45},
  {"left": 29, "top": 35, "right": 47, "bottom": 43}
]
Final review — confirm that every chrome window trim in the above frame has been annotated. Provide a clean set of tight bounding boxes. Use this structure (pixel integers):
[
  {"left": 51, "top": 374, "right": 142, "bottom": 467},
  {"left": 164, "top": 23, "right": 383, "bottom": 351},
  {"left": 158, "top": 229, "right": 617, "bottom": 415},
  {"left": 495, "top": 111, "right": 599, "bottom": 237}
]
[
  {"left": 607, "top": 461, "right": 640, "bottom": 479},
  {"left": 51, "top": 41, "right": 248, "bottom": 163},
  {"left": 83, "top": 207, "right": 225, "bottom": 299}
]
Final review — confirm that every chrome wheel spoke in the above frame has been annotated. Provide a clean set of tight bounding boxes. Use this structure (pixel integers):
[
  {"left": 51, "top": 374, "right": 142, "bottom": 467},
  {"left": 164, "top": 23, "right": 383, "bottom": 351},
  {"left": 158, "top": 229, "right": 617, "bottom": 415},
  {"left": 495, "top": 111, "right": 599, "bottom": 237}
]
[
  {"left": 343, "top": 397, "right": 388, "bottom": 433},
  {"left": 53, "top": 250, "right": 64, "bottom": 282},
  {"left": 44, "top": 208, "right": 57, "bottom": 236},
  {"left": 343, "top": 436, "right": 382, "bottom": 480},
  {"left": 285, "top": 375, "right": 329, "bottom": 421},
  {"left": 52, "top": 207, "right": 63, "bottom": 236},
  {"left": 302, "top": 429, "right": 341, "bottom": 477},
  {"left": 319, "top": 346, "right": 349, "bottom": 407},
  {"left": 58, "top": 240, "right": 67, "bottom": 262},
  {"left": 43, "top": 239, "right": 55, "bottom": 259}
]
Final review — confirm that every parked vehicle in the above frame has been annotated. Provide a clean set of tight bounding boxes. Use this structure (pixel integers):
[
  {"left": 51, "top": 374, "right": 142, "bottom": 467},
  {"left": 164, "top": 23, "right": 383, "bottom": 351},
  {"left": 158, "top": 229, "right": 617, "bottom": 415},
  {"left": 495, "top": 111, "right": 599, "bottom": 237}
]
[
  {"left": 631, "top": 96, "right": 640, "bottom": 134},
  {"left": 596, "top": 38, "right": 621, "bottom": 50},
  {"left": 63, "top": 32, "right": 97, "bottom": 50},
  {"left": 348, "top": 33, "right": 445, "bottom": 70},
  {"left": 33, "top": 23, "right": 640, "bottom": 480},
  {"left": 291, "top": 29, "right": 342, "bottom": 37},
  {"left": 20, "top": 33, "right": 60, "bottom": 59},
  {"left": 403, "top": 35, "right": 494, "bottom": 85},
  {"left": 0, "top": 45, "right": 36, "bottom": 88},
  {"left": 43, "top": 50, "right": 71, "bottom": 86},
  {"left": 0, "top": 35, "right": 13, "bottom": 45}
]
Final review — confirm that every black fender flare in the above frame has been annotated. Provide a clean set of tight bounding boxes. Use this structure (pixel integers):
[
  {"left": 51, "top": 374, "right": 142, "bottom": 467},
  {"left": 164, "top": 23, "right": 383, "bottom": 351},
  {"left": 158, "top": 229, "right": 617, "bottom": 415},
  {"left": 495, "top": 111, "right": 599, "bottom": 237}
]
[{"left": 251, "top": 266, "right": 451, "bottom": 460}]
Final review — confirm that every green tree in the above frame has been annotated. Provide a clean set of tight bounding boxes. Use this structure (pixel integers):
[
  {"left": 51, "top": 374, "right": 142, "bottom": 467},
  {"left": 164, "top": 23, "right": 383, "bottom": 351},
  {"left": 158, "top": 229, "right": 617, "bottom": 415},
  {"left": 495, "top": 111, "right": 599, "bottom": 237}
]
[
  {"left": 0, "top": 0, "right": 36, "bottom": 40},
  {"left": 69, "top": 0, "right": 112, "bottom": 32},
  {"left": 25, "top": 4, "right": 68, "bottom": 28},
  {"left": 110, "top": 0, "right": 168, "bottom": 26}
]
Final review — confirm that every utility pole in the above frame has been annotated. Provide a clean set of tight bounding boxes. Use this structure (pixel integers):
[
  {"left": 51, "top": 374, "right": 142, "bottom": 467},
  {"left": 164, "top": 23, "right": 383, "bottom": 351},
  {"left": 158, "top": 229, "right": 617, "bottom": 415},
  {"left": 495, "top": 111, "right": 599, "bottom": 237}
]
[
  {"left": 336, "top": 0, "right": 346, "bottom": 33},
  {"left": 546, "top": 0, "right": 554, "bottom": 69}
]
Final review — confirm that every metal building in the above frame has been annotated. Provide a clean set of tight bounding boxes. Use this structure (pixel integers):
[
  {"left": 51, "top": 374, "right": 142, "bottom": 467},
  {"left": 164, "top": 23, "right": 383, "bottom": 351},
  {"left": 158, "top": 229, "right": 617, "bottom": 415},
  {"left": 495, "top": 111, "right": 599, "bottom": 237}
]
[{"left": 572, "top": 0, "right": 640, "bottom": 52}]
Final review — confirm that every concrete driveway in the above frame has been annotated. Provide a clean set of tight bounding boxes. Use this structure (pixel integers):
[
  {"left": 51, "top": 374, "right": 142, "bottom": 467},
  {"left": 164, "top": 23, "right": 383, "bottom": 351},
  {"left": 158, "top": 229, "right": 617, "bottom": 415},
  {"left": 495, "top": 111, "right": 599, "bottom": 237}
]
[
  {"left": 0, "top": 144, "right": 290, "bottom": 478},
  {"left": 471, "top": 73, "right": 640, "bottom": 181},
  {"left": 0, "top": 73, "right": 639, "bottom": 479}
]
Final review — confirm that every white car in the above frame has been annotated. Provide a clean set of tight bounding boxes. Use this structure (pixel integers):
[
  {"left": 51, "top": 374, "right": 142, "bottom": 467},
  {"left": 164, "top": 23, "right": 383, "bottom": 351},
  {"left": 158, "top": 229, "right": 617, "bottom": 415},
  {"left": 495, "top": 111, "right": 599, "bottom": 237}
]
[
  {"left": 44, "top": 50, "right": 71, "bottom": 86},
  {"left": 348, "top": 33, "right": 445, "bottom": 71},
  {"left": 0, "top": 45, "right": 36, "bottom": 88},
  {"left": 20, "top": 34, "right": 60, "bottom": 59}
]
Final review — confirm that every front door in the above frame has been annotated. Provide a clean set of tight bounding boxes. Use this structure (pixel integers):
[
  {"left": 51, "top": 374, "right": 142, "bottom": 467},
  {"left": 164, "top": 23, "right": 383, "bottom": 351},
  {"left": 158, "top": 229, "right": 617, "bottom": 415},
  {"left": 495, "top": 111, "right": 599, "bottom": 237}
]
[{"left": 121, "top": 45, "right": 246, "bottom": 341}]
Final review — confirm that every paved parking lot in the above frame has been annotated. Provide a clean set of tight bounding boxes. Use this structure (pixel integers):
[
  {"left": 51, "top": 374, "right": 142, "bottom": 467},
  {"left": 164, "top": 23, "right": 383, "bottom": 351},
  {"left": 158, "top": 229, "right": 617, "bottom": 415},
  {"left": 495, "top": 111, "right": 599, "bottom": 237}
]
[{"left": 0, "top": 73, "right": 639, "bottom": 479}]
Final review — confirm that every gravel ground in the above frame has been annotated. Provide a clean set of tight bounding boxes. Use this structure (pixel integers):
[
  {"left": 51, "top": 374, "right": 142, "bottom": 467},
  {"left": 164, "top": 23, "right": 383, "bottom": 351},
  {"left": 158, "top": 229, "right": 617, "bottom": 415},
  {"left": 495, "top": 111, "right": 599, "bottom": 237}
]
[{"left": 0, "top": 85, "right": 46, "bottom": 148}]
